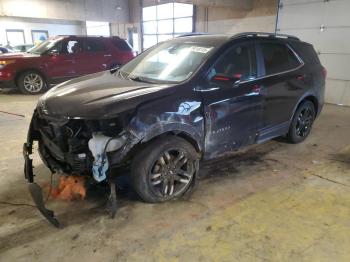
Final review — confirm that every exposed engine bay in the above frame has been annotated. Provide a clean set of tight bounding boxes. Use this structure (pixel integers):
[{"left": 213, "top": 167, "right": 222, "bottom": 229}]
[{"left": 23, "top": 109, "right": 139, "bottom": 227}]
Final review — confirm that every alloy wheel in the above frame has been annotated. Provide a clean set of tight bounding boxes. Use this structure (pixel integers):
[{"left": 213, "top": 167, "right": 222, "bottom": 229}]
[
  {"left": 149, "top": 149, "right": 195, "bottom": 198},
  {"left": 295, "top": 106, "right": 314, "bottom": 137},
  {"left": 23, "top": 73, "right": 44, "bottom": 93}
]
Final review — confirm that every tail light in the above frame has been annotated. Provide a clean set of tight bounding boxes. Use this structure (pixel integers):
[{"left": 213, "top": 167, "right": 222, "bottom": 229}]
[{"left": 322, "top": 67, "right": 327, "bottom": 79}]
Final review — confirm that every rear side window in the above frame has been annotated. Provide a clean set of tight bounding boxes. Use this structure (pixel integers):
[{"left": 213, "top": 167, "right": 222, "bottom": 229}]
[
  {"left": 83, "top": 39, "right": 106, "bottom": 52},
  {"left": 260, "top": 42, "right": 301, "bottom": 75},
  {"left": 112, "top": 39, "right": 132, "bottom": 51}
]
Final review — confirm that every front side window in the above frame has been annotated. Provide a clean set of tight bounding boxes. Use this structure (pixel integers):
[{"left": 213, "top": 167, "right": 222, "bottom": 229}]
[
  {"left": 260, "top": 42, "right": 301, "bottom": 75},
  {"left": 120, "top": 41, "right": 214, "bottom": 83},
  {"left": 63, "top": 40, "right": 82, "bottom": 54},
  {"left": 210, "top": 44, "right": 257, "bottom": 81}
]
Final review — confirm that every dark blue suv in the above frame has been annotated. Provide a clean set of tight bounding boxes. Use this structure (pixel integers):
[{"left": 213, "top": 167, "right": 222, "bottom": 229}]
[{"left": 24, "top": 32, "right": 325, "bottom": 226}]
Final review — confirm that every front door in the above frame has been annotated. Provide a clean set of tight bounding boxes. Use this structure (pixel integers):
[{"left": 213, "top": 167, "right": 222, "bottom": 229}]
[
  {"left": 200, "top": 42, "right": 263, "bottom": 158},
  {"left": 45, "top": 38, "right": 83, "bottom": 83}
]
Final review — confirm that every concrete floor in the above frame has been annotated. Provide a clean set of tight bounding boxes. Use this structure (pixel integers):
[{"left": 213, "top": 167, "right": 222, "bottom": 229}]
[{"left": 0, "top": 93, "right": 349, "bottom": 262}]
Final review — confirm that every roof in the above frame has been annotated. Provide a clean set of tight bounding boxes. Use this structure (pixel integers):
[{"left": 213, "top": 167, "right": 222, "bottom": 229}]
[
  {"left": 172, "top": 34, "right": 232, "bottom": 46},
  {"left": 172, "top": 32, "right": 300, "bottom": 47}
]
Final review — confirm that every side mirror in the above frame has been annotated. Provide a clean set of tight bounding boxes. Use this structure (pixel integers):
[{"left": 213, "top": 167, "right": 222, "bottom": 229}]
[
  {"left": 110, "top": 64, "right": 120, "bottom": 74},
  {"left": 210, "top": 73, "right": 241, "bottom": 86}
]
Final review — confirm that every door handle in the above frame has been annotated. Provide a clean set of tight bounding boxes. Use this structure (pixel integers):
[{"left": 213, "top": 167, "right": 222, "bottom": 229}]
[
  {"left": 104, "top": 54, "right": 112, "bottom": 57},
  {"left": 296, "top": 74, "right": 306, "bottom": 81}
]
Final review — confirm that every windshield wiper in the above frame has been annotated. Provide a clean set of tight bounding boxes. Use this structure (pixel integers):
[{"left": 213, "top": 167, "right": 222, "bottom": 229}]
[{"left": 128, "top": 76, "right": 157, "bottom": 84}]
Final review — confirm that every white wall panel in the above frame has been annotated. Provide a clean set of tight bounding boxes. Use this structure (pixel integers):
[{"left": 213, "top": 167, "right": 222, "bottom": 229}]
[
  {"left": 324, "top": 0, "right": 350, "bottom": 26},
  {"left": 320, "top": 54, "right": 350, "bottom": 81},
  {"left": 277, "top": 0, "right": 350, "bottom": 106},
  {"left": 0, "top": 0, "right": 130, "bottom": 23},
  {"left": 282, "top": 0, "right": 322, "bottom": 5},
  {"left": 0, "top": 17, "right": 84, "bottom": 46},
  {"left": 277, "top": 2, "right": 324, "bottom": 29},
  {"left": 318, "top": 28, "right": 350, "bottom": 54},
  {"left": 325, "top": 79, "right": 349, "bottom": 105}
]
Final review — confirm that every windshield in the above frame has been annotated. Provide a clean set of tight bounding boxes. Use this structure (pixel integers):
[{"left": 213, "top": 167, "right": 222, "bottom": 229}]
[
  {"left": 119, "top": 41, "right": 214, "bottom": 83},
  {"left": 28, "top": 37, "right": 63, "bottom": 54}
]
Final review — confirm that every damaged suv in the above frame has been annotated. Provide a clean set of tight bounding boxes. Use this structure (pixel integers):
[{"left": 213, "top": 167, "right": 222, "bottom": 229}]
[{"left": 24, "top": 33, "right": 325, "bottom": 226}]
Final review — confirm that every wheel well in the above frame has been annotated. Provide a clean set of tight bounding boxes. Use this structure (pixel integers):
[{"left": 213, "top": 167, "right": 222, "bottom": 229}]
[
  {"left": 302, "top": 96, "right": 319, "bottom": 116},
  {"left": 15, "top": 69, "right": 47, "bottom": 87},
  {"left": 146, "top": 131, "right": 202, "bottom": 153},
  {"left": 173, "top": 131, "right": 202, "bottom": 153},
  {"left": 125, "top": 131, "right": 202, "bottom": 163}
]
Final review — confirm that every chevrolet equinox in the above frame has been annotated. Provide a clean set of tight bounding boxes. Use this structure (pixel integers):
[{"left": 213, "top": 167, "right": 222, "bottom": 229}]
[{"left": 24, "top": 33, "right": 326, "bottom": 226}]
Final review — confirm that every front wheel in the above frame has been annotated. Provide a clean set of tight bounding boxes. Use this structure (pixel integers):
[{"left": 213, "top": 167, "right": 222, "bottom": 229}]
[
  {"left": 287, "top": 100, "right": 316, "bottom": 143},
  {"left": 18, "top": 71, "right": 47, "bottom": 95},
  {"left": 131, "top": 136, "right": 199, "bottom": 203}
]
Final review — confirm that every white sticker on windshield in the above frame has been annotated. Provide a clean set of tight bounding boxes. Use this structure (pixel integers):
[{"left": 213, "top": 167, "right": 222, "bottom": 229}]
[{"left": 189, "top": 46, "right": 213, "bottom": 53}]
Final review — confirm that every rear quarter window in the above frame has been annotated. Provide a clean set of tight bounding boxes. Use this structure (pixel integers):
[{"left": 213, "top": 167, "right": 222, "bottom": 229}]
[
  {"left": 260, "top": 42, "right": 301, "bottom": 75},
  {"left": 289, "top": 42, "right": 320, "bottom": 65},
  {"left": 112, "top": 39, "right": 132, "bottom": 51}
]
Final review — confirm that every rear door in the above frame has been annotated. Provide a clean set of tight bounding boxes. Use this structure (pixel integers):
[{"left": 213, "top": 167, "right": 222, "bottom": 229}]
[
  {"left": 76, "top": 38, "right": 109, "bottom": 75},
  {"left": 256, "top": 40, "right": 305, "bottom": 131}
]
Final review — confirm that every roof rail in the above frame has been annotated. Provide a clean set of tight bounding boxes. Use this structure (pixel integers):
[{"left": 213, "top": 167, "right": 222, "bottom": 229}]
[
  {"left": 176, "top": 33, "right": 209, "bottom": 37},
  {"left": 232, "top": 32, "right": 300, "bottom": 41}
]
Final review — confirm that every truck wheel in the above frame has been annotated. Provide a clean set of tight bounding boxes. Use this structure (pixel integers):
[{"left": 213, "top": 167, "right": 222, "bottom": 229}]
[
  {"left": 131, "top": 136, "right": 199, "bottom": 203},
  {"left": 18, "top": 71, "right": 47, "bottom": 95},
  {"left": 287, "top": 100, "right": 316, "bottom": 143}
]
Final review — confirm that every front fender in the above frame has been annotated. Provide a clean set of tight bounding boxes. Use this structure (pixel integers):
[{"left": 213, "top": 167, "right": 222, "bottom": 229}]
[
  {"left": 142, "top": 122, "right": 203, "bottom": 151},
  {"left": 127, "top": 95, "right": 205, "bottom": 152}
]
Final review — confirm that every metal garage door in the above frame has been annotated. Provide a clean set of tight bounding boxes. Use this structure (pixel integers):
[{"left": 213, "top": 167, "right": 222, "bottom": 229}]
[{"left": 276, "top": 0, "right": 350, "bottom": 106}]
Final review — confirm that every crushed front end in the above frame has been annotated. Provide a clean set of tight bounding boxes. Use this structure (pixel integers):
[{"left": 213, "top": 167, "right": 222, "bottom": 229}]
[{"left": 23, "top": 109, "right": 138, "bottom": 227}]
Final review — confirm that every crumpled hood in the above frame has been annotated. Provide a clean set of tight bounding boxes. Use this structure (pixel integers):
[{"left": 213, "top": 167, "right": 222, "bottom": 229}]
[{"left": 38, "top": 71, "right": 175, "bottom": 119}]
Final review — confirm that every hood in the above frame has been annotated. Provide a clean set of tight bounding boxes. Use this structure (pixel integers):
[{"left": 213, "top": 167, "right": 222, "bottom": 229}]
[
  {"left": 39, "top": 71, "right": 175, "bottom": 119},
  {"left": 0, "top": 52, "right": 40, "bottom": 59}
]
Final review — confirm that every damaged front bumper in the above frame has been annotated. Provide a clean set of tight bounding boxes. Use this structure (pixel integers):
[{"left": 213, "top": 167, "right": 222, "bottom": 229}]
[
  {"left": 23, "top": 119, "right": 61, "bottom": 227},
  {"left": 23, "top": 112, "right": 140, "bottom": 227}
]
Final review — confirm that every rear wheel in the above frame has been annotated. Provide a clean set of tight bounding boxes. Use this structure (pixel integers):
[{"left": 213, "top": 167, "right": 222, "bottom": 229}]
[
  {"left": 18, "top": 71, "right": 47, "bottom": 95},
  {"left": 287, "top": 100, "right": 316, "bottom": 143},
  {"left": 131, "top": 136, "right": 199, "bottom": 203}
]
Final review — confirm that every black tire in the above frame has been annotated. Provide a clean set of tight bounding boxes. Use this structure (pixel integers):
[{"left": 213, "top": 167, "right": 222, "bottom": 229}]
[
  {"left": 287, "top": 100, "right": 316, "bottom": 143},
  {"left": 131, "top": 136, "right": 199, "bottom": 203},
  {"left": 17, "top": 71, "right": 47, "bottom": 95}
]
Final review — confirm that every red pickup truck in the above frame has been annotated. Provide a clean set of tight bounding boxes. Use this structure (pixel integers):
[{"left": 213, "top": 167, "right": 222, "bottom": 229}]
[{"left": 0, "top": 35, "right": 136, "bottom": 94}]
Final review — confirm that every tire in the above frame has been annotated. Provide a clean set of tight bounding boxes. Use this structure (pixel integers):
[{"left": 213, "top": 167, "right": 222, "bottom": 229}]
[
  {"left": 287, "top": 100, "right": 316, "bottom": 144},
  {"left": 131, "top": 136, "right": 199, "bottom": 203},
  {"left": 18, "top": 71, "right": 47, "bottom": 95}
]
